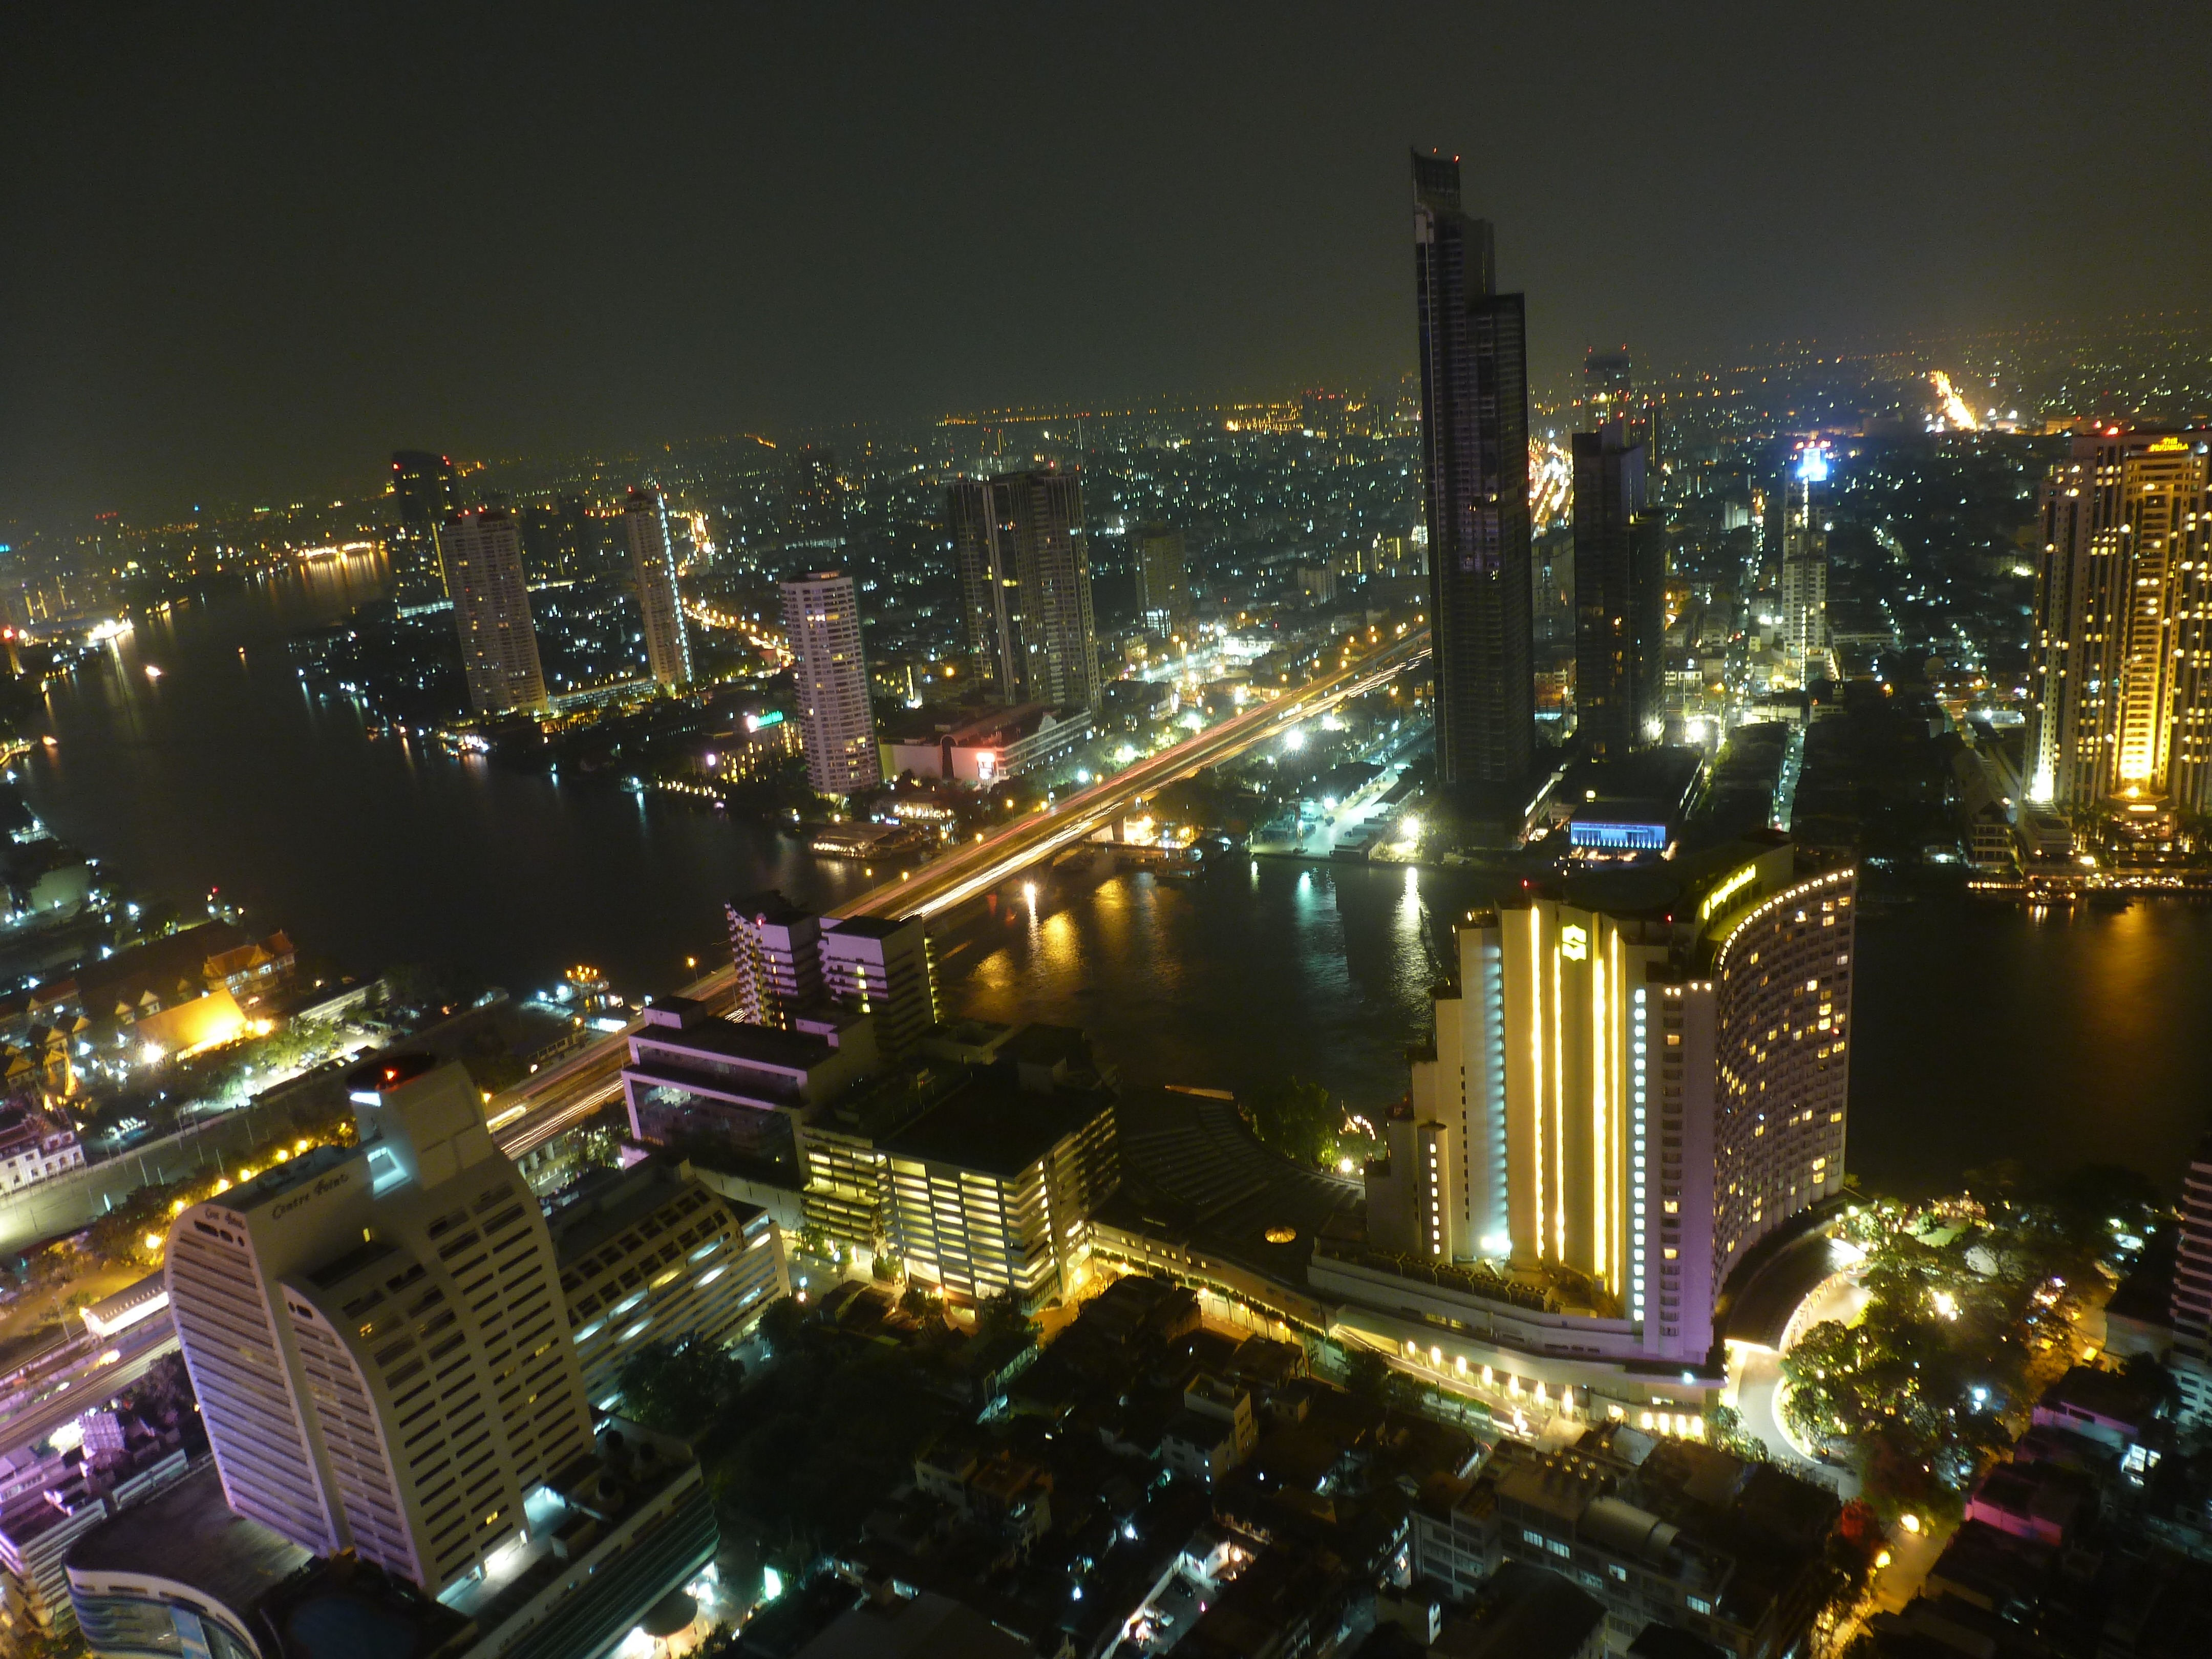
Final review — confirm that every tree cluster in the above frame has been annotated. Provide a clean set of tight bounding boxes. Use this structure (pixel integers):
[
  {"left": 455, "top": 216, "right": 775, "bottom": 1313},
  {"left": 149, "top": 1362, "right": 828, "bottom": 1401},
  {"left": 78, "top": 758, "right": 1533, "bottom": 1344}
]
[
  {"left": 618, "top": 1338, "right": 747, "bottom": 1436},
  {"left": 1780, "top": 1167, "right": 2157, "bottom": 1525},
  {"left": 1242, "top": 1076, "right": 1341, "bottom": 1167}
]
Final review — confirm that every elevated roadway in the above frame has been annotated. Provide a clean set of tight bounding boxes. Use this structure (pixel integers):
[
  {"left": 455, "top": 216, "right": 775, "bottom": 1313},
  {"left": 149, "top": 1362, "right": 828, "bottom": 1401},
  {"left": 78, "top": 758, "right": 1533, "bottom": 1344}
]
[
  {"left": 487, "top": 627, "right": 1430, "bottom": 1162},
  {"left": 833, "top": 625, "right": 1432, "bottom": 922}
]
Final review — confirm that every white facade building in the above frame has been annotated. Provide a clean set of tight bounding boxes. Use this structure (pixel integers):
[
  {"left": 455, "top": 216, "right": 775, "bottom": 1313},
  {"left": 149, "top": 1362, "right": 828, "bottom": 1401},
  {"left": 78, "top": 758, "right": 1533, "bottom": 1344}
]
[
  {"left": 779, "top": 570, "right": 880, "bottom": 796},
  {"left": 437, "top": 508, "right": 548, "bottom": 714},
  {"left": 163, "top": 1055, "right": 592, "bottom": 1597}
]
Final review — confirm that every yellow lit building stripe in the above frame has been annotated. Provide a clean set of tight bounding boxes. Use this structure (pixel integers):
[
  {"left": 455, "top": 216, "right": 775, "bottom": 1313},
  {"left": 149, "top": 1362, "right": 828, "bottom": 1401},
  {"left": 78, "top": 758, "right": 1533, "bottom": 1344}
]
[
  {"left": 1551, "top": 942, "right": 1564, "bottom": 1264},
  {"left": 1591, "top": 944, "right": 1606, "bottom": 1289},
  {"left": 1529, "top": 913, "right": 1543, "bottom": 1262}
]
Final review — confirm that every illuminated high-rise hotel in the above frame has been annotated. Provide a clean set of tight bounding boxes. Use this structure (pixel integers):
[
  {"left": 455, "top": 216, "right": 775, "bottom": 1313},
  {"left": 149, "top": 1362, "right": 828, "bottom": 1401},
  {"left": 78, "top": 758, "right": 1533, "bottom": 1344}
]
[
  {"left": 165, "top": 1057, "right": 595, "bottom": 1589},
  {"left": 1365, "top": 839, "right": 1853, "bottom": 1362},
  {"left": 2027, "top": 430, "right": 2212, "bottom": 811}
]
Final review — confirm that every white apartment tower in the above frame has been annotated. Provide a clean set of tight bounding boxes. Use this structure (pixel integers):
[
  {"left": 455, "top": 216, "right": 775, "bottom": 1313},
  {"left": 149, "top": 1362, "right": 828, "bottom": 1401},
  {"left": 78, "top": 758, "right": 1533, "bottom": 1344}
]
[
  {"left": 163, "top": 1056, "right": 593, "bottom": 1597},
  {"left": 623, "top": 487, "right": 693, "bottom": 689},
  {"left": 780, "top": 570, "right": 880, "bottom": 796},
  {"left": 437, "top": 507, "right": 549, "bottom": 715}
]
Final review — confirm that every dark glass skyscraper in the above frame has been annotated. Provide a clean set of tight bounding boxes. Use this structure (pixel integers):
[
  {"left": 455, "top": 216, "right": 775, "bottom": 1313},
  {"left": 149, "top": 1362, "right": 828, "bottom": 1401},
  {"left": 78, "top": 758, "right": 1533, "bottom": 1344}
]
[
  {"left": 388, "top": 449, "right": 454, "bottom": 530},
  {"left": 949, "top": 471, "right": 1099, "bottom": 711},
  {"left": 1412, "top": 152, "right": 1534, "bottom": 800},
  {"left": 388, "top": 449, "right": 456, "bottom": 603},
  {"left": 1571, "top": 421, "right": 1667, "bottom": 758}
]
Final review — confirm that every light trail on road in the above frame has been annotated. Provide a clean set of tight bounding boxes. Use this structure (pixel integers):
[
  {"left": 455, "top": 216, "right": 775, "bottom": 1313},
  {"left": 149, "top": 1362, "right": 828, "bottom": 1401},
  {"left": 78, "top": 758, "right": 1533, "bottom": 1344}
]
[{"left": 485, "top": 626, "right": 1430, "bottom": 1159}]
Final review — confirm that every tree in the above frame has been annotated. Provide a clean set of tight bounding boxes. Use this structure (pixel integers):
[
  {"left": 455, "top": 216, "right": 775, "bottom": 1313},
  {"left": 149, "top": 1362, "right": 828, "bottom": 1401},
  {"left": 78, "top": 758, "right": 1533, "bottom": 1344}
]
[
  {"left": 756, "top": 1296, "right": 806, "bottom": 1356},
  {"left": 899, "top": 1283, "right": 942, "bottom": 1319},
  {"left": 1243, "top": 1077, "right": 1339, "bottom": 1167},
  {"left": 1345, "top": 1349, "right": 1393, "bottom": 1405},
  {"left": 618, "top": 1338, "right": 746, "bottom": 1436},
  {"left": 974, "top": 1288, "right": 1036, "bottom": 1345}
]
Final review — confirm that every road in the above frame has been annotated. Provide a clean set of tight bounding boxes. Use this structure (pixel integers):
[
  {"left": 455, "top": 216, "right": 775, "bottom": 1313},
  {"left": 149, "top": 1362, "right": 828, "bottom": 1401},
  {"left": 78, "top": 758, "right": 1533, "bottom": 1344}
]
[
  {"left": 485, "top": 627, "right": 1431, "bottom": 1162},
  {"left": 0, "top": 1312, "right": 179, "bottom": 1454},
  {"left": 833, "top": 626, "right": 1432, "bottom": 922}
]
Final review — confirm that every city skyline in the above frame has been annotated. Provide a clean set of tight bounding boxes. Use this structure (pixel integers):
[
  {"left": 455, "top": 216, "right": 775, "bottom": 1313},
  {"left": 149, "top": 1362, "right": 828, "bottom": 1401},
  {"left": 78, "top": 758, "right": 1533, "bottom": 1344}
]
[{"left": 5, "top": 14, "right": 2212, "bottom": 1656}]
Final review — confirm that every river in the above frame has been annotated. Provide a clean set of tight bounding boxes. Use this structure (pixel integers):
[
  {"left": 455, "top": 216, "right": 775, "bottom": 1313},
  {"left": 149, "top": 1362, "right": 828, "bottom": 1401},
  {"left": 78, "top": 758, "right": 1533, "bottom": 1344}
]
[{"left": 18, "top": 559, "right": 2212, "bottom": 1199}]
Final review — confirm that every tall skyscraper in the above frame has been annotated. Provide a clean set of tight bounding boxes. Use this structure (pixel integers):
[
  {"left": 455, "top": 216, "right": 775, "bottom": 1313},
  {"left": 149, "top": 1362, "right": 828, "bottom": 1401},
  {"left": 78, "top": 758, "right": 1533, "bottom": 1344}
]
[
  {"left": 785, "top": 448, "right": 844, "bottom": 549},
  {"left": 1364, "top": 839, "right": 1852, "bottom": 1362},
  {"left": 949, "top": 472, "right": 1100, "bottom": 711},
  {"left": 1412, "top": 151, "right": 1535, "bottom": 799},
  {"left": 622, "top": 486, "right": 693, "bottom": 688},
  {"left": 437, "top": 507, "right": 548, "bottom": 715},
  {"left": 1779, "top": 447, "right": 1830, "bottom": 685},
  {"left": 164, "top": 1056, "right": 594, "bottom": 1592},
  {"left": 1571, "top": 422, "right": 1666, "bottom": 757},
  {"left": 2027, "top": 430, "right": 2212, "bottom": 811},
  {"left": 387, "top": 450, "right": 455, "bottom": 601},
  {"left": 780, "top": 570, "right": 881, "bottom": 796},
  {"left": 388, "top": 450, "right": 454, "bottom": 530},
  {"left": 1134, "top": 523, "right": 1194, "bottom": 634}
]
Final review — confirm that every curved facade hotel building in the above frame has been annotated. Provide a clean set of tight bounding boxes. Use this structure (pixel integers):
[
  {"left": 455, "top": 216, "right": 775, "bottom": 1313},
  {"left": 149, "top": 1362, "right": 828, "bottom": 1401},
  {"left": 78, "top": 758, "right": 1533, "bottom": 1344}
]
[{"left": 1337, "top": 835, "right": 1853, "bottom": 1387}]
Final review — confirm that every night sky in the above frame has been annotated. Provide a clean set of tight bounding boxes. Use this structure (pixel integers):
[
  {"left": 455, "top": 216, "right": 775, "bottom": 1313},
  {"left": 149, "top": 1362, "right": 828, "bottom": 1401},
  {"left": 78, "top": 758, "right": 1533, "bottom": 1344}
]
[{"left": 4, "top": 4, "right": 2207, "bottom": 520}]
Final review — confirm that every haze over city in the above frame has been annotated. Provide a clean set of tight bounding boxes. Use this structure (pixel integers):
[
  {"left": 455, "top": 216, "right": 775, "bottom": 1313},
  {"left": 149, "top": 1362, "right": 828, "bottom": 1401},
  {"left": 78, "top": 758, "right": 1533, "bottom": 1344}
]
[
  {"left": 6, "top": 3, "right": 2210, "bottom": 519},
  {"left": 2, "top": 9, "right": 2212, "bottom": 1659}
]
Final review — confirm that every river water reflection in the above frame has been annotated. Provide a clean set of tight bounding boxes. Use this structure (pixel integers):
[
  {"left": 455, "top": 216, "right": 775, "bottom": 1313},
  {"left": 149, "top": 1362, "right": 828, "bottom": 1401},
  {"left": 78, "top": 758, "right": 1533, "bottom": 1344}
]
[{"left": 19, "top": 564, "right": 2212, "bottom": 1197}]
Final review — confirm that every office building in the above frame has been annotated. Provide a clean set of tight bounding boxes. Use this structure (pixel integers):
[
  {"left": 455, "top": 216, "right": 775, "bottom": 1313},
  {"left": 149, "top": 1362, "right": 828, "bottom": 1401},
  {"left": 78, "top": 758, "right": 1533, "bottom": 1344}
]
[
  {"left": 389, "top": 450, "right": 455, "bottom": 534},
  {"left": 438, "top": 507, "right": 548, "bottom": 715},
  {"left": 549, "top": 1157, "right": 789, "bottom": 1405},
  {"left": 818, "top": 914, "right": 941, "bottom": 1058},
  {"left": 885, "top": 703, "right": 1092, "bottom": 784},
  {"left": 1571, "top": 422, "right": 1666, "bottom": 758},
  {"left": 784, "top": 446, "right": 844, "bottom": 549},
  {"left": 2027, "top": 429, "right": 2212, "bottom": 812},
  {"left": 621, "top": 487, "right": 692, "bottom": 688},
  {"left": 1779, "top": 448, "right": 1830, "bottom": 686},
  {"left": 726, "top": 890, "right": 822, "bottom": 1028},
  {"left": 949, "top": 472, "right": 1100, "bottom": 711},
  {"left": 388, "top": 451, "right": 456, "bottom": 602},
  {"left": 2171, "top": 1135, "right": 2212, "bottom": 1426},
  {"left": 1412, "top": 151, "right": 1534, "bottom": 799},
  {"left": 882, "top": 1032, "right": 1119, "bottom": 1306},
  {"left": 164, "top": 1056, "right": 591, "bottom": 1592},
  {"left": 1134, "top": 523, "right": 1194, "bottom": 633},
  {"left": 780, "top": 570, "right": 881, "bottom": 796},
  {"left": 719, "top": 898, "right": 943, "bottom": 1057},
  {"left": 1356, "top": 837, "right": 1852, "bottom": 1364},
  {"left": 621, "top": 996, "right": 876, "bottom": 1174}
]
